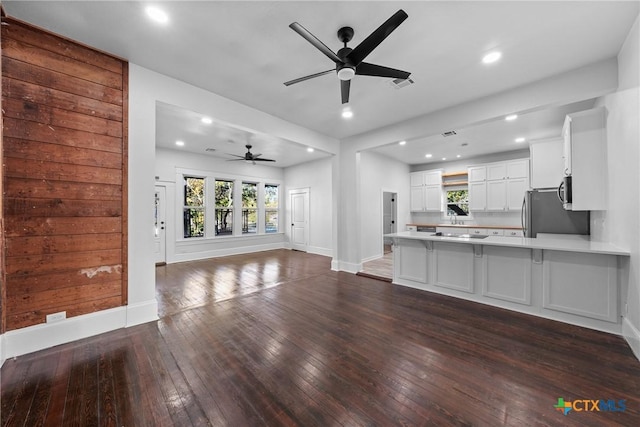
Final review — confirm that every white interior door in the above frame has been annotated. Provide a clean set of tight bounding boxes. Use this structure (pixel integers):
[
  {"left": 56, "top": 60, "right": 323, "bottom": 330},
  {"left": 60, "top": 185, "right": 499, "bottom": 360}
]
[
  {"left": 154, "top": 186, "right": 166, "bottom": 264},
  {"left": 290, "top": 188, "right": 309, "bottom": 252},
  {"left": 383, "top": 192, "right": 397, "bottom": 248}
]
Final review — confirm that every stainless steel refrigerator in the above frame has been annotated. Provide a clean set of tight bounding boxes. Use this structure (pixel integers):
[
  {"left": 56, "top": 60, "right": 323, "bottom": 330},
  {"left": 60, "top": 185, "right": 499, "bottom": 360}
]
[{"left": 522, "top": 189, "right": 590, "bottom": 238}]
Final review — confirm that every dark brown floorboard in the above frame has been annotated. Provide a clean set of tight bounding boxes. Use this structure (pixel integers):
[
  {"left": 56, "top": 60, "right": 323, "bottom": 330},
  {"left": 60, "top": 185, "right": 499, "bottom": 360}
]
[{"left": 2, "top": 249, "right": 640, "bottom": 426}]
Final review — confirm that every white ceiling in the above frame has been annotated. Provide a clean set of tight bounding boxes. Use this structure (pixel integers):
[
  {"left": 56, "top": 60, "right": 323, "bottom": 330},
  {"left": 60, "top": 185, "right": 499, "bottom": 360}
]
[{"left": 3, "top": 1, "right": 638, "bottom": 166}]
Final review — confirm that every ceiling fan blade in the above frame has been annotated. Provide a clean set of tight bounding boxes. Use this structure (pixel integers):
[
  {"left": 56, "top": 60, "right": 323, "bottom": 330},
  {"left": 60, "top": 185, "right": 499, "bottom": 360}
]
[
  {"left": 253, "top": 153, "right": 262, "bottom": 158},
  {"left": 226, "top": 154, "right": 247, "bottom": 159},
  {"left": 341, "top": 79, "right": 350, "bottom": 104},
  {"left": 226, "top": 158, "right": 245, "bottom": 161},
  {"left": 289, "top": 22, "right": 342, "bottom": 64},
  {"left": 347, "top": 9, "right": 408, "bottom": 66},
  {"left": 254, "top": 158, "right": 276, "bottom": 162},
  {"left": 284, "top": 69, "right": 334, "bottom": 86},
  {"left": 356, "top": 62, "right": 410, "bottom": 80}
]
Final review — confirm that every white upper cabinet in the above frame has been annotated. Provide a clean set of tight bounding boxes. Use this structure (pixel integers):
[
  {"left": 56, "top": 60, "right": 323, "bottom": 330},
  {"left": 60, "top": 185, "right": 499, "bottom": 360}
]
[
  {"left": 410, "top": 170, "right": 443, "bottom": 212},
  {"left": 562, "top": 107, "right": 607, "bottom": 211},
  {"left": 469, "top": 159, "right": 529, "bottom": 212},
  {"left": 530, "top": 138, "right": 564, "bottom": 189},
  {"left": 468, "top": 166, "right": 486, "bottom": 182}
]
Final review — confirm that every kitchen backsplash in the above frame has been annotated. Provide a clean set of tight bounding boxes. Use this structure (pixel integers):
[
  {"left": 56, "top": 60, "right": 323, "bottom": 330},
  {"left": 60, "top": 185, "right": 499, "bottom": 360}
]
[{"left": 411, "top": 211, "right": 522, "bottom": 227}]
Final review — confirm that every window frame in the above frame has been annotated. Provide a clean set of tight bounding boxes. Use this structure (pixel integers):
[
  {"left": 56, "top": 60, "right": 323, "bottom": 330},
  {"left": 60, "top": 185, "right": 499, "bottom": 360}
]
[{"left": 182, "top": 175, "right": 206, "bottom": 238}]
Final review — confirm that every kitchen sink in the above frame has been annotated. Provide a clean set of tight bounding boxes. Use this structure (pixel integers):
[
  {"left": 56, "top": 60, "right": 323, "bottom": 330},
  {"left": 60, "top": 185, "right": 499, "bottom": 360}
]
[{"left": 432, "top": 232, "right": 489, "bottom": 239}]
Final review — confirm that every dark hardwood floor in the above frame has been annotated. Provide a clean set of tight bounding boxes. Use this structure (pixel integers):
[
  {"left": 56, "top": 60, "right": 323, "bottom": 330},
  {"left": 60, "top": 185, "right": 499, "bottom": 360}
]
[{"left": 2, "top": 249, "right": 640, "bottom": 426}]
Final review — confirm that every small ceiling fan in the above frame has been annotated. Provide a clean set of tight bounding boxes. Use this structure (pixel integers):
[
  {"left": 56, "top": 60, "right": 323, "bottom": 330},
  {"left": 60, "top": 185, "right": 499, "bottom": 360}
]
[
  {"left": 226, "top": 144, "right": 275, "bottom": 165},
  {"left": 284, "top": 9, "right": 411, "bottom": 104}
]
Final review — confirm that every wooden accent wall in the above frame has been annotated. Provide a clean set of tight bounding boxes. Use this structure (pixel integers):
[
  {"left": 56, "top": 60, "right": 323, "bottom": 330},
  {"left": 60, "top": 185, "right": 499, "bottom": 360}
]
[{"left": 1, "top": 18, "right": 128, "bottom": 331}]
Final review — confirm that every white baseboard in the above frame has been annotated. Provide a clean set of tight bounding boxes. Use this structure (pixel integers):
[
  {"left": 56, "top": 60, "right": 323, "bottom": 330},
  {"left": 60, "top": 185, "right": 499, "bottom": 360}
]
[
  {"left": 337, "top": 260, "right": 362, "bottom": 274},
  {"left": 2, "top": 306, "right": 126, "bottom": 360},
  {"left": 622, "top": 316, "right": 640, "bottom": 362},
  {"left": 1, "top": 301, "right": 159, "bottom": 362},
  {"left": 171, "top": 242, "right": 286, "bottom": 263},
  {"left": 361, "top": 253, "right": 383, "bottom": 264},
  {"left": 331, "top": 259, "right": 340, "bottom": 271},
  {"left": 127, "top": 299, "right": 160, "bottom": 327},
  {"left": 306, "top": 245, "right": 332, "bottom": 257}
]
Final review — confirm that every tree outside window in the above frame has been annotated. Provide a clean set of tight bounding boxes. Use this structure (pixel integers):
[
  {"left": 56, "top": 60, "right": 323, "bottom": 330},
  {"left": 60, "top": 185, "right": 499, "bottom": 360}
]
[
  {"left": 265, "top": 184, "right": 279, "bottom": 233},
  {"left": 242, "top": 182, "right": 257, "bottom": 234},
  {"left": 183, "top": 176, "right": 205, "bottom": 238},
  {"left": 215, "top": 180, "right": 234, "bottom": 235},
  {"left": 447, "top": 189, "right": 469, "bottom": 215}
]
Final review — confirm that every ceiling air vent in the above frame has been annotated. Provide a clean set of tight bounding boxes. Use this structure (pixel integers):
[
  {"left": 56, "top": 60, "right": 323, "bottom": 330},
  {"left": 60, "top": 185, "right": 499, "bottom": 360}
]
[
  {"left": 205, "top": 148, "right": 216, "bottom": 152},
  {"left": 442, "top": 130, "right": 457, "bottom": 137},
  {"left": 389, "top": 77, "right": 414, "bottom": 89}
]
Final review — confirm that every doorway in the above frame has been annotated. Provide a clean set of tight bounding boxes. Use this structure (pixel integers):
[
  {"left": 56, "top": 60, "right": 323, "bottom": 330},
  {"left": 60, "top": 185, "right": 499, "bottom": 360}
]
[
  {"left": 382, "top": 191, "right": 397, "bottom": 254},
  {"left": 154, "top": 186, "right": 167, "bottom": 265},
  {"left": 289, "top": 188, "right": 309, "bottom": 252}
]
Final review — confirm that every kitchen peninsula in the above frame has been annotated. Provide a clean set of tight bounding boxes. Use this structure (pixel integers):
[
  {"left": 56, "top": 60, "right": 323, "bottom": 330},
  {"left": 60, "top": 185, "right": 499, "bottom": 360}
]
[{"left": 385, "top": 231, "right": 630, "bottom": 334}]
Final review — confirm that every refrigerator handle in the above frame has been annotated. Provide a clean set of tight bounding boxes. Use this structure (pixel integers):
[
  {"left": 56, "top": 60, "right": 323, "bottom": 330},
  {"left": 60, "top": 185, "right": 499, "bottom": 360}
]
[
  {"left": 557, "top": 181, "right": 565, "bottom": 204},
  {"left": 521, "top": 196, "right": 527, "bottom": 236}
]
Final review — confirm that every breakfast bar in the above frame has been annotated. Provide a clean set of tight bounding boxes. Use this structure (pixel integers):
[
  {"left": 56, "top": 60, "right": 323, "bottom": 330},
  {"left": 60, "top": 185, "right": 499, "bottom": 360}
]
[{"left": 385, "top": 231, "right": 630, "bottom": 334}]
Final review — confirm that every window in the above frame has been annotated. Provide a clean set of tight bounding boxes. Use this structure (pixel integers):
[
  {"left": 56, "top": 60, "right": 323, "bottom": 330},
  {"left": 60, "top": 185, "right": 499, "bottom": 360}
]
[
  {"left": 446, "top": 189, "right": 469, "bottom": 216},
  {"left": 265, "top": 184, "right": 279, "bottom": 233},
  {"left": 215, "top": 180, "right": 234, "bottom": 235},
  {"left": 242, "top": 182, "right": 257, "bottom": 234},
  {"left": 183, "top": 176, "right": 205, "bottom": 238}
]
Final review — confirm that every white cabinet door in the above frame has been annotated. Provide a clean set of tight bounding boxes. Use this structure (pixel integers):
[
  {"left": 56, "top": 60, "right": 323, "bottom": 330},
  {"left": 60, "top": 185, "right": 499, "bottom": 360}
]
[
  {"left": 424, "top": 170, "right": 442, "bottom": 186},
  {"left": 506, "top": 159, "right": 529, "bottom": 179},
  {"left": 504, "top": 229, "right": 523, "bottom": 237},
  {"left": 507, "top": 178, "right": 528, "bottom": 211},
  {"left": 469, "top": 181, "right": 487, "bottom": 211},
  {"left": 468, "top": 166, "right": 486, "bottom": 182},
  {"left": 487, "top": 180, "right": 506, "bottom": 211},
  {"left": 410, "top": 186, "right": 425, "bottom": 211},
  {"left": 487, "top": 229, "right": 504, "bottom": 236},
  {"left": 410, "top": 172, "right": 424, "bottom": 187},
  {"left": 425, "top": 186, "right": 442, "bottom": 211},
  {"left": 486, "top": 163, "right": 506, "bottom": 181},
  {"left": 530, "top": 139, "right": 563, "bottom": 189},
  {"left": 562, "top": 116, "right": 572, "bottom": 176}
]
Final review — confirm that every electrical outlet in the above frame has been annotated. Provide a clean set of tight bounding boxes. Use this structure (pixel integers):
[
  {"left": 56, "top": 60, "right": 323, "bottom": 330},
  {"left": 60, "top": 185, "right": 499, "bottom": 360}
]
[{"left": 46, "top": 311, "right": 66, "bottom": 323}]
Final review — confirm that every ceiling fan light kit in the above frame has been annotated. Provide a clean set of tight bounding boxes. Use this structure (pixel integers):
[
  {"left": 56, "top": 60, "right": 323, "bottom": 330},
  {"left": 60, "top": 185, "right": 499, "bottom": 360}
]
[{"left": 284, "top": 9, "right": 411, "bottom": 104}]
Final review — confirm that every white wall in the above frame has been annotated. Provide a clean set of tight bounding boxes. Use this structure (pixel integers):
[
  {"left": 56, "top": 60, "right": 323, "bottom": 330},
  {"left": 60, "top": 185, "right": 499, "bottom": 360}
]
[
  {"left": 591, "top": 16, "right": 640, "bottom": 359},
  {"left": 359, "top": 151, "right": 410, "bottom": 263},
  {"left": 284, "top": 157, "right": 334, "bottom": 257}
]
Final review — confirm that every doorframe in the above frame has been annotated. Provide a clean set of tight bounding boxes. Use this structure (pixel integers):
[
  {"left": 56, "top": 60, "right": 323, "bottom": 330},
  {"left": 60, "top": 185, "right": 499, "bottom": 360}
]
[
  {"left": 381, "top": 189, "right": 398, "bottom": 255},
  {"left": 289, "top": 187, "right": 310, "bottom": 252},
  {"left": 154, "top": 185, "right": 167, "bottom": 265}
]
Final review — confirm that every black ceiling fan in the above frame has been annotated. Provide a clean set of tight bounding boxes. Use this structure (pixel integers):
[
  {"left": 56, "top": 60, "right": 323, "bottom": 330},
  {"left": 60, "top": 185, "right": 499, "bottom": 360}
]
[
  {"left": 226, "top": 144, "right": 275, "bottom": 165},
  {"left": 284, "top": 9, "right": 411, "bottom": 104}
]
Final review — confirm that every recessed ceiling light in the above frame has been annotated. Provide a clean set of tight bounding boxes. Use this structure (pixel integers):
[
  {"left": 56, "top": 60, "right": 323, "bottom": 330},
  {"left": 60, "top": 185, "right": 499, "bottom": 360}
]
[
  {"left": 399, "top": 140, "right": 407, "bottom": 146},
  {"left": 175, "top": 140, "right": 185, "bottom": 146},
  {"left": 341, "top": 109, "right": 353, "bottom": 119},
  {"left": 442, "top": 157, "right": 447, "bottom": 161},
  {"left": 201, "top": 117, "right": 212, "bottom": 124},
  {"left": 505, "top": 114, "right": 518, "bottom": 121},
  {"left": 307, "top": 147, "right": 314, "bottom": 153},
  {"left": 515, "top": 137, "right": 526, "bottom": 143},
  {"left": 456, "top": 154, "right": 461, "bottom": 158},
  {"left": 482, "top": 51, "right": 502, "bottom": 64},
  {"left": 146, "top": 6, "right": 169, "bottom": 24},
  {"left": 425, "top": 153, "right": 432, "bottom": 158}
]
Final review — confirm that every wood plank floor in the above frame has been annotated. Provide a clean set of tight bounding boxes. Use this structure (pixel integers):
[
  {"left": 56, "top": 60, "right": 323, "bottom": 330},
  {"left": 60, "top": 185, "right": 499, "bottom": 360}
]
[{"left": 2, "top": 249, "right": 640, "bottom": 426}]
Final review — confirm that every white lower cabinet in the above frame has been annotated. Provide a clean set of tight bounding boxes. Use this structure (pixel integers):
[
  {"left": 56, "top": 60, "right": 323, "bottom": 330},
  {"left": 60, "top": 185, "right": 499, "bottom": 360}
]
[
  {"left": 482, "top": 246, "right": 531, "bottom": 305},
  {"left": 433, "top": 242, "right": 475, "bottom": 293},
  {"left": 542, "top": 250, "right": 617, "bottom": 322},
  {"left": 395, "top": 239, "right": 428, "bottom": 283},
  {"left": 391, "top": 238, "right": 621, "bottom": 332}
]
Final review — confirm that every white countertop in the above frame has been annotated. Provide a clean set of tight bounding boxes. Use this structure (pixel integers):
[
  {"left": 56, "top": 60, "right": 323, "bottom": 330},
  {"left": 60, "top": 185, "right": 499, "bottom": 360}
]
[{"left": 385, "top": 231, "right": 630, "bottom": 256}]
